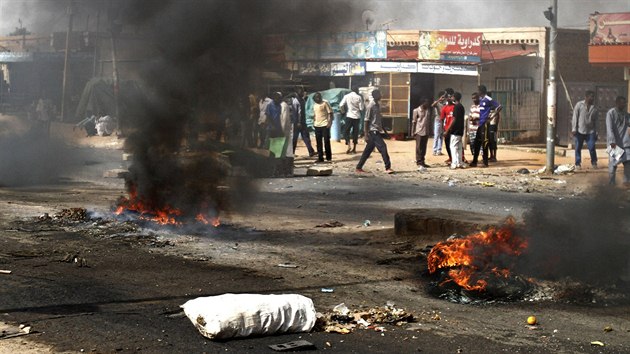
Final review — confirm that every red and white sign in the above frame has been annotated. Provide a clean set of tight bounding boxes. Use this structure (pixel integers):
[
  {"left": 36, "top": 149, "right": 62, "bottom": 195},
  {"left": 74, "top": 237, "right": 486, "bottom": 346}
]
[{"left": 589, "top": 12, "right": 630, "bottom": 45}]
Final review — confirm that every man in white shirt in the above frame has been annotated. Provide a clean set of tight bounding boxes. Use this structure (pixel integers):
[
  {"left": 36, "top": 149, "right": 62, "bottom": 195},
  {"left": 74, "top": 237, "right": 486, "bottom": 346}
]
[
  {"left": 605, "top": 96, "right": 630, "bottom": 185},
  {"left": 312, "top": 92, "right": 333, "bottom": 162},
  {"left": 339, "top": 87, "right": 365, "bottom": 154}
]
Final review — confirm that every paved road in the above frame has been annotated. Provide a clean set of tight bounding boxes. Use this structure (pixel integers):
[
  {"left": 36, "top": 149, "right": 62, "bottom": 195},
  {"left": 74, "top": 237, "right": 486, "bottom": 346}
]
[{"left": 1, "top": 144, "right": 628, "bottom": 354}]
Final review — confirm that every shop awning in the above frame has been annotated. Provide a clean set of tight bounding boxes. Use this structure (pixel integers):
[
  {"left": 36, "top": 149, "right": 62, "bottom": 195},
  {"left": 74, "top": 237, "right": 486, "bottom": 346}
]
[
  {"left": 386, "top": 30, "right": 419, "bottom": 60},
  {"left": 481, "top": 44, "right": 538, "bottom": 63}
]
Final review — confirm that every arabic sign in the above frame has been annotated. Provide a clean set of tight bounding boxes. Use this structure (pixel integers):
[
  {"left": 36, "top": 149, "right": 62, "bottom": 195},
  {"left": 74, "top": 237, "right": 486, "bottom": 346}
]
[
  {"left": 365, "top": 61, "right": 418, "bottom": 72},
  {"left": 0, "top": 52, "right": 33, "bottom": 62},
  {"left": 418, "top": 31, "right": 482, "bottom": 63},
  {"left": 417, "top": 63, "right": 478, "bottom": 76},
  {"left": 298, "top": 62, "right": 366, "bottom": 76},
  {"left": 286, "top": 31, "right": 387, "bottom": 60},
  {"left": 589, "top": 12, "right": 630, "bottom": 45}
]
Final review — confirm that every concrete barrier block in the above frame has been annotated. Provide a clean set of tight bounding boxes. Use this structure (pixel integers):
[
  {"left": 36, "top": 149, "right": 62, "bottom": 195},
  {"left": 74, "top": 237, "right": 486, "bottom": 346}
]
[
  {"left": 306, "top": 166, "right": 333, "bottom": 176},
  {"left": 394, "top": 208, "right": 505, "bottom": 237}
]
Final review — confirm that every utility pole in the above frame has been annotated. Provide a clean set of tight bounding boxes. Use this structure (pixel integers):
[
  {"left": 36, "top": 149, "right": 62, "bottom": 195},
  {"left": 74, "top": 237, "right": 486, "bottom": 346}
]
[
  {"left": 544, "top": 0, "right": 557, "bottom": 173},
  {"left": 109, "top": 1, "right": 122, "bottom": 135},
  {"left": 92, "top": 7, "right": 100, "bottom": 77},
  {"left": 60, "top": 0, "right": 74, "bottom": 122}
]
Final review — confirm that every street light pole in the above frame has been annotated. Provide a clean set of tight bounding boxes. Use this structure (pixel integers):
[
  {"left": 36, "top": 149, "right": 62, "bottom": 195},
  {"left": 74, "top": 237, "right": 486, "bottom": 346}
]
[{"left": 545, "top": 0, "right": 557, "bottom": 173}]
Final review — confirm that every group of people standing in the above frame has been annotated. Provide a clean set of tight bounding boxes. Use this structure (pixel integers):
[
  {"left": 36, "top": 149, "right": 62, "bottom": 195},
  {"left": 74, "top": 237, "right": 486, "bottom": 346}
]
[
  {"left": 250, "top": 85, "right": 630, "bottom": 187},
  {"left": 250, "top": 87, "right": 394, "bottom": 174},
  {"left": 250, "top": 87, "right": 317, "bottom": 159},
  {"left": 413, "top": 85, "right": 502, "bottom": 171},
  {"left": 571, "top": 91, "right": 630, "bottom": 185}
]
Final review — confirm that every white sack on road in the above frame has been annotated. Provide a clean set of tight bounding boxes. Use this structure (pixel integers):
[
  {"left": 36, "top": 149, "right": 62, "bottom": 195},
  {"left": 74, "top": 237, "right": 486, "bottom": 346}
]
[{"left": 181, "top": 293, "right": 316, "bottom": 340}]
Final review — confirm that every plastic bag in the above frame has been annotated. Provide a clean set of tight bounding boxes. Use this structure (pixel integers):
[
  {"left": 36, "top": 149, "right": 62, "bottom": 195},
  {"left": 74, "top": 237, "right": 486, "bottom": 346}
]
[
  {"left": 181, "top": 293, "right": 316, "bottom": 340},
  {"left": 269, "top": 137, "right": 287, "bottom": 158}
]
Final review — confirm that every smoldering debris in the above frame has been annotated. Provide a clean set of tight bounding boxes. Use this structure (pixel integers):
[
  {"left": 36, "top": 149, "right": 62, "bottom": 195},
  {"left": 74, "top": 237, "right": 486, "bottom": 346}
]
[{"left": 422, "top": 187, "right": 630, "bottom": 304}]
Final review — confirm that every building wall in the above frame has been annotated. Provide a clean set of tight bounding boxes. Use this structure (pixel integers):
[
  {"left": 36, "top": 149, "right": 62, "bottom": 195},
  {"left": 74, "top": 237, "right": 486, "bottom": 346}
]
[
  {"left": 558, "top": 30, "right": 624, "bottom": 82},
  {"left": 555, "top": 29, "right": 626, "bottom": 145},
  {"left": 482, "top": 56, "right": 543, "bottom": 92}
]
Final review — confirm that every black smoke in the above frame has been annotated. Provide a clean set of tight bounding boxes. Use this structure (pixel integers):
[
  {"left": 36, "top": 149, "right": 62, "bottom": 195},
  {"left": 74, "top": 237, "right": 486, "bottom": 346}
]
[
  {"left": 0, "top": 127, "right": 73, "bottom": 187},
  {"left": 113, "top": 0, "right": 366, "bottom": 220},
  {"left": 515, "top": 187, "right": 630, "bottom": 286}
]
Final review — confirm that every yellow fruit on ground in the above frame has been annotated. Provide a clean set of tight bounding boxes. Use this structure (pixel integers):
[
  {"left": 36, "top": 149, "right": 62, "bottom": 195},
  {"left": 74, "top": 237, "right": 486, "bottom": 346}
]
[{"left": 527, "top": 316, "right": 537, "bottom": 325}]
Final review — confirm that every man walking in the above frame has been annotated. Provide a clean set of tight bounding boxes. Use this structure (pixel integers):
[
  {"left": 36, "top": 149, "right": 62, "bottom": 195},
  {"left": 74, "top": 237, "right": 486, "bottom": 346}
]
[
  {"left": 412, "top": 98, "right": 432, "bottom": 170},
  {"left": 312, "top": 92, "right": 333, "bottom": 162},
  {"left": 571, "top": 90, "right": 598, "bottom": 169},
  {"left": 605, "top": 96, "right": 630, "bottom": 186},
  {"left": 444, "top": 92, "right": 466, "bottom": 169},
  {"left": 291, "top": 86, "right": 316, "bottom": 157},
  {"left": 355, "top": 89, "right": 393, "bottom": 174},
  {"left": 470, "top": 85, "right": 502, "bottom": 167},
  {"left": 340, "top": 86, "right": 365, "bottom": 154}
]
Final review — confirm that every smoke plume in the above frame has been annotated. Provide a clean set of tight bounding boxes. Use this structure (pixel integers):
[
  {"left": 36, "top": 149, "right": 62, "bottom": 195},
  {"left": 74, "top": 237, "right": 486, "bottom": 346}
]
[
  {"left": 114, "top": 0, "right": 365, "bottom": 220},
  {"left": 0, "top": 121, "right": 74, "bottom": 187},
  {"left": 516, "top": 187, "right": 630, "bottom": 285}
]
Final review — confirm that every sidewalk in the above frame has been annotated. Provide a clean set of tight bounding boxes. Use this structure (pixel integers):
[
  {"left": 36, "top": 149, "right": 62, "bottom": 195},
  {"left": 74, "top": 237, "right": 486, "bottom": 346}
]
[{"left": 294, "top": 137, "right": 580, "bottom": 173}]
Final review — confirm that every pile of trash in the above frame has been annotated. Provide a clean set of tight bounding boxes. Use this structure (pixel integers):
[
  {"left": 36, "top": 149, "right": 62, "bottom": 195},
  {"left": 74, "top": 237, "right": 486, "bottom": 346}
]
[
  {"left": 54, "top": 208, "right": 90, "bottom": 221},
  {"left": 35, "top": 208, "right": 93, "bottom": 225},
  {"left": 317, "top": 302, "right": 414, "bottom": 334}
]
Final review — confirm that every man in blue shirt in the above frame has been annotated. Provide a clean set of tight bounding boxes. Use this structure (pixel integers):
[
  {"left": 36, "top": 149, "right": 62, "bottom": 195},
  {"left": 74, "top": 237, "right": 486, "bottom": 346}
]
[
  {"left": 265, "top": 92, "right": 284, "bottom": 139},
  {"left": 470, "top": 85, "right": 502, "bottom": 167}
]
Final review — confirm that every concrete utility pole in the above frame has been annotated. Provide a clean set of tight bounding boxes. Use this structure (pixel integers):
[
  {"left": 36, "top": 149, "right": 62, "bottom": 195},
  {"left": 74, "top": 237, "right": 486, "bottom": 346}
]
[
  {"left": 60, "top": 0, "right": 75, "bottom": 122},
  {"left": 110, "top": 30, "right": 120, "bottom": 131},
  {"left": 544, "top": 0, "right": 557, "bottom": 173},
  {"left": 109, "top": 0, "right": 122, "bottom": 134},
  {"left": 92, "top": 8, "right": 100, "bottom": 78}
]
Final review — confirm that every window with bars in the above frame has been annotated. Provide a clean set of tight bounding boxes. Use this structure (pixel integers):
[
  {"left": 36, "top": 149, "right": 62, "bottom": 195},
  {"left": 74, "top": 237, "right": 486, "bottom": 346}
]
[
  {"left": 495, "top": 77, "right": 532, "bottom": 92},
  {"left": 374, "top": 72, "right": 410, "bottom": 117}
]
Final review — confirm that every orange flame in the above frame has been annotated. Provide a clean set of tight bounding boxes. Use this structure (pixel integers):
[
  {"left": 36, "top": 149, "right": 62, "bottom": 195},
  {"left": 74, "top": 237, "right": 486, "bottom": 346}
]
[
  {"left": 427, "top": 218, "right": 527, "bottom": 291},
  {"left": 116, "top": 185, "right": 218, "bottom": 226},
  {"left": 195, "top": 213, "right": 220, "bottom": 227}
]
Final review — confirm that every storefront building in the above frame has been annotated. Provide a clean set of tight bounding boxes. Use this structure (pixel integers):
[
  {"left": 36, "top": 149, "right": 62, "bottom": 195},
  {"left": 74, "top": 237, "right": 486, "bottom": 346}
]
[{"left": 264, "top": 25, "right": 626, "bottom": 144}]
